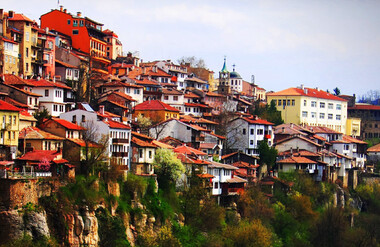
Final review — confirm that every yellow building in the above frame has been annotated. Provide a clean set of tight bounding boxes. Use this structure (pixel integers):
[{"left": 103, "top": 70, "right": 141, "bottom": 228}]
[
  {"left": 2, "top": 37, "right": 19, "bottom": 75},
  {"left": 8, "top": 12, "right": 34, "bottom": 77},
  {"left": 133, "top": 100, "right": 180, "bottom": 123},
  {"left": 266, "top": 85, "right": 348, "bottom": 133},
  {"left": 0, "top": 100, "right": 21, "bottom": 160},
  {"left": 346, "top": 117, "right": 361, "bottom": 138}
]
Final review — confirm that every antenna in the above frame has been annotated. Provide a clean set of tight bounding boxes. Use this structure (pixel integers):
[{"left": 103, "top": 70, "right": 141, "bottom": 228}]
[{"left": 251, "top": 75, "right": 255, "bottom": 85}]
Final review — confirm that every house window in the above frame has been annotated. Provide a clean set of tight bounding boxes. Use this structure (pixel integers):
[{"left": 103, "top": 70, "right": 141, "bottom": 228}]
[
  {"left": 302, "top": 111, "right": 308, "bottom": 117},
  {"left": 79, "top": 20, "right": 84, "bottom": 26},
  {"left": 320, "top": 102, "right": 325, "bottom": 108},
  {"left": 328, "top": 103, "right": 333, "bottom": 109},
  {"left": 9, "top": 116, "right": 12, "bottom": 124},
  {"left": 214, "top": 182, "right": 219, "bottom": 189},
  {"left": 283, "top": 100, "right": 286, "bottom": 106},
  {"left": 73, "top": 20, "right": 78, "bottom": 27},
  {"left": 257, "top": 129, "right": 264, "bottom": 135},
  {"left": 149, "top": 150, "right": 152, "bottom": 159},
  {"left": 250, "top": 129, "right": 254, "bottom": 135},
  {"left": 320, "top": 113, "right": 325, "bottom": 119},
  {"left": 292, "top": 99, "right": 295, "bottom": 106},
  {"left": 134, "top": 89, "right": 140, "bottom": 94},
  {"left": 278, "top": 100, "right": 282, "bottom": 106},
  {"left": 53, "top": 105, "right": 58, "bottom": 111},
  {"left": 82, "top": 115, "right": 86, "bottom": 122},
  {"left": 13, "top": 116, "right": 16, "bottom": 125},
  {"left": 304, "top": 100, "right": 307, "bottom": 106},
  {"left": 173, "top": 96, "right": 178, "bottom": 101},
  {"left": 242, "top": 129, "right": 246, "bottom": 135},
  {"left": 139, "top": 149, "right": 143, "bottom": 158},
  {"left": 45, "top": 89, "right": 49, "bottom": 97},
  {"left": 311, "top": 101, "right": 316, "bottom": 107},
  {"left": 72, "top": 115, "right": 76, "bottom": 123},
  {"left": 287, "top": 99, "right": 290, "bottom": 106},
  {"left": 336, "top": 115, "right": 341, "bottom": 120},
  {"left": 336, "top": 104, "right": 341, "bottom": 110},
  {"left": 311, "top": 112, "right": 316, "bottom": 118},
  {"left": 250, "top": 140, "right": 254, "bottom": 145},
  {"left": 224, "top": 170, "right": 231, "bottom": 176},
  {"left": 328, "top": 114, "right": 333, "bottom": 120},
  {"left": 59, "top": 105, "right": 64, "bottom": 112},
  {"left": 164, "top": 96, "right": 169, "bottom": 100},
  {"left": 73, "top": 30, "right": 79, "bottom": 35},
  {"left": 344, "top": 144, "right": 349, "bottom": 150},
  {"left": 214, "top": 169, "right": 220, "bottom": 176}
]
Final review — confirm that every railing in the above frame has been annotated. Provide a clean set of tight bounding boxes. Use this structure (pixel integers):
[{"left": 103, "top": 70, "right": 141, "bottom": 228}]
[
  {"left": 0, "top": 170, "right": 52, "bottom": 179},
  {"left": 112, "top": 138, "right": 129, "bottom": 144}
]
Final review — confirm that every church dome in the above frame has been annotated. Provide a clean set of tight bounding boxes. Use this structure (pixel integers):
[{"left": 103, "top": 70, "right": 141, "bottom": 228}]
[{"left": 230, "top": 70, "right": 242, "bottom": 79}]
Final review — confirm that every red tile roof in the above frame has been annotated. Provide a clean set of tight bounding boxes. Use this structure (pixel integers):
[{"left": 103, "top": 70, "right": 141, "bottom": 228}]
[
  {"left": 0, "top": 100, "right": 22, "bottom": 112},
  {"left": 55, "top": 59, "right": 78, "bottom": 68},
  {"left": 241, "top": 117, "right": 274, "bottom": 125},
  {"left": 278, "top": 156, "right": 317, "bottom": 164},
  {"left": 232, "top": 161, "right": 259, "bottom": 169},
  {"left": 19, "top": 126, "right": 64, "bottom": 140},
  {"left": 342, "top": 135, "right": 367, "bottom": 145},
  {"left": 348, "top": 104, "right": 380, "bottom": 111},
  {"left": 132, "top": 131, "right": 154, "bottom": 141},
  {"left": 184, "top": 103, "right": 212, "bottom": 108},
  {"left": 197, "top": 173, "right": 214, "bottom": 179},
  {"left": 174, "top": 145, "right": 207, "bottom": 156},
  {"left": 3, "top": 74, "right": 35, "bottom": 86},
  {"left": 278, "top": 149, "right": 320, "bottom": 157},
  {"left": 50, "top": 118, "right": 84, "bottom": 130},
  {"left": 206, "top": 92, "right": 224, "bottom": 97},
  {"left": 67, "top": 138, "right": 102, "bottom": 147},
  {"left": 267, "top": 87, "right": 346, "bottom": 102},
  {"left": 26, "top": 79, "right": 71, "bottom": 89},
  {"left": 0, "top": 83, "right": 42, "bottom": 97},
  {"left": 17, "top": 150, "right": 62, "bottom": 161},
  {"left": 275, "top": 135, "right": 322, "bottom": 147},
  {"left": 221, "top": 152, "right": 238, "bottom": 160},
  {"left": 152, "top": 140, "right": 174, "bottom": 149},
  {"left": 184, "top": 92, "right": 201, "bottom": 98},
  {"left": 367, "top": 143, "right": 380, "bottom": 153},
  {"left": 134, "top": 100, "right": 180, "bottom": 112},
  {"left": 132, "top": 137, "right": 156, "bottom": 147},
  {"left": 8, "top": 13, "right": 33, "bottom": 22},
  {"left": 105, "top": 120, "right": 131, "bottom": 129},
  {"left": 162, "top": 88, "right": 183, "bottom": 95}
]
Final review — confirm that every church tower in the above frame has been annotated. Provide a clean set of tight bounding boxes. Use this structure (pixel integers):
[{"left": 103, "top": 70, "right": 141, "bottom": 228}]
[{"left": 218, "top": 57, "right": 231, "bottom": 94}]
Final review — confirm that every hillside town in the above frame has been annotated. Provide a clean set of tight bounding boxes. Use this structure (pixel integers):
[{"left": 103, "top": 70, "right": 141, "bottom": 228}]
[{"left": 0, "top": 7, "right": 379, "bottom": 247}]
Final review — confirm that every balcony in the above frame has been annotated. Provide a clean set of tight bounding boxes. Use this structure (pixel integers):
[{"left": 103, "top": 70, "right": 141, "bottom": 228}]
[
  {"left": 112, "top": 138, "right": 129, "bottom": 144},
  {"left": 112, "top": 152, "right": 128, "bottom": 157}
]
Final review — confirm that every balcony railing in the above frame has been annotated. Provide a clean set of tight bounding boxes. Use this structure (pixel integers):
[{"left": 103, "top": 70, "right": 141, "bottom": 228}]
[
  {"left": 0, "top": 170, "right": 52, "bottom": 179},
  {"left": 112, "top": 152, "right": 128, "bottom": 157},
  {"left": 112, "top": 139, "right": 129, "bottom": 144}
]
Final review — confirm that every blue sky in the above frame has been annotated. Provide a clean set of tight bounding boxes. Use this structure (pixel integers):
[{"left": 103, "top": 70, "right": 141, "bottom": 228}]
[{"left": 4, "top": 0, "right": 380, "bottom": 97}]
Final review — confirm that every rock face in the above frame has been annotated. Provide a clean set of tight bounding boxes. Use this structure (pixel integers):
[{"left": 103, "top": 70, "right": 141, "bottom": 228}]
[
  {"left": 0, "top": 210, "right": 50, "bottom": 245},
  {"left": 67, "top": 208, "right": 99, "bottom": 247}
]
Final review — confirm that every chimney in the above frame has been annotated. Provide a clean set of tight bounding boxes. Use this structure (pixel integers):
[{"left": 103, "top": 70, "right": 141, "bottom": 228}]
[
  {"left": 64, "top": 9, "right": 67, "bottom": 13},
  {"left": 99, "top": 105, "right": 105, "bottom": 115},
  {"left": 77, "top": 12, "right": 82, "bottom": 17},
  {"left": 8, "top": 11, "right": 14, "bottom": 18},
  {"left": 59, "top": 5, "right": 63, "bottom": 11}
]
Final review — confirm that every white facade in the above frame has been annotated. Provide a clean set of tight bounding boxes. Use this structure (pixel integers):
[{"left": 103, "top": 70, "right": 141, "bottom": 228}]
[
  {"left": 33, "top": 86, "right": 66, "bottom": 117},
  {"left": 207, "top": 162, "right": 237, "bottom": 196}
]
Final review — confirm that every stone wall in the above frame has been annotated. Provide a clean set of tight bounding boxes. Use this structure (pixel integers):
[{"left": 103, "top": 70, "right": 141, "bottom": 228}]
[{"left": 0, "top": 179, "right": 38, "bottom": 210}]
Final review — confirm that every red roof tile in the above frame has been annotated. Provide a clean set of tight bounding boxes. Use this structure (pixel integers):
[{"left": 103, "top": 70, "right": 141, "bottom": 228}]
[
  {"left": 8, "top": 13, "right": 33, "bottom": 22},
  {"left": 152, "top": 140, "right": 174, "bottom": 149},
  {"left": 19, "top": 126, "right": 64, "bottom": 140},
  {"left": 367, "top": 143, "right": 380, "bottom": 153},
  {"left": 267, "top": 87, "right": 346, "bottom": 102},
  {"left": 232, "top": 161, "right": 259, "bottom": 168},
  {"left": 26, "top": 79, "right": 71, "bottom": 89},
  {"left": 105, "top": 120, "right": 131, "bottom": 129},
  {"left": 348, "top": 104, "right": 380, "bottom": 111},
  {"left": 0, "top": 100, "right": 22, "bottom": 112},
  {"left": 134, "top": 100, "right": 180, "bottom": 112},
  {"left": 3, "top": 74, "right": 35, "bottom": 86},
  {"left": 278, "top": 156, "right": 317, "bottom": 164},
  {"left": 132, "top": 137, "right": 156, "bottom": 147},
  {"left": 49, "top": 118, "right": 84, "bottom": 130},
  {"left": 67, "top": 138, "right": 102, "bottom": 148},
  {"left": 55, "top": 59, "right": 77, "bottom": 68},
  {"left": 18, "top": 150, "right": 62, "bottom": 161},
  {"left": 174, "top": 145, "right": 207, "bottom": 156},
  {"left": 184, "top": 92, "right": 201, "bottom": 98},
  {"left": 241, "top": 117, "right": 274, "bottom": 125}
]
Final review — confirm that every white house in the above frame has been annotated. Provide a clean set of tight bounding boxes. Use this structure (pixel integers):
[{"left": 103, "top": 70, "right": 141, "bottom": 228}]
[{"left": 226, "top": 116, "right": 274, "bottom": 156}]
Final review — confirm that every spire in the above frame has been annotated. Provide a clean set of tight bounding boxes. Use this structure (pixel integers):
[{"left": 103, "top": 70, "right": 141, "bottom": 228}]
[{"left": 221, "top": 56, "right": 228, "bottom": 73}]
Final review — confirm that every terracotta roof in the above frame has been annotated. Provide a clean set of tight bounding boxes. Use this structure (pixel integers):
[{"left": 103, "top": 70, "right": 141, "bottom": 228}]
[
  {"left": 275, "top": 135, "right": 322, "bottom": 147},
  {"left": 208, "top": 132, "right": 226, "bottom": 139},
  {"left": 184, "top": 103, "right": 212, "bottom": 108},
  {"left": 184, "top": 92, "right": 201, "bottom": 98},
  {"left": 3, "top": 74, "right": 35, "bottom": 86},
  {"left": 174, "top": 145, "right": 207, "bottom": 156},
  {"left": 20, "top": 110, "right": 37, "bottom": 122},
  {"left": 135, "top": 78, "right": 160, "bottom": 86},
  {"left": 188, "top": 124, "right": 211, "bottom": 132},
  {"left": 367, "top": 143, "right": 380, "bottom": 153},
  {"left": 267, "top": 87, "right": 346, "bottom": 102},
  {"left": 104, "top": 120, "right": 131, "bottom": 129},
  {"left": 17, "top": 150, "right": 62, "bottom": 161},
  {"left": 19, "top": 126, "right": 64, "bottom": 140},
  {"left": 312, "top": 134, "right": 326, "bottom": 141},
  {"left": 4, "top": 97, "right": 29, "bottom": 109},
  {"left": 226, "top": 176, "right": 247, "bottom": 183},
  {"left": 342, "top": 135, "right": 367, "bottom": 145},
  {"left": 1, "top": 37, "right": 18, "bottom": 45},
  {"left": 278, "top": 149, "right": 320, "bottom": 157},
  {"left": 208, "top": 161, "right": 238, "bottom": 170},
  {"left": 199, "top": 143, "right": 217, "bottom": 149},
  {"left": 241, "top": 117, "right": 274, "bottom": 125},
  {"left": 67, "top": 138, "right": 102, "bottom": 148},
  {"left": 47, "top": 118, "right": 84, "bottom": 130},
  {"left": 132, "top": 137, "right": 156, "bottom": 147},
  {"left": 277, "top": 156, "right": 317, "bottom": 164},
  {"left": 232, "top": 161, "right": 259, "bottom": 169},
  {"left": 185, "top": 76, "right": 207, "bottom": 84},
  {"left": 132, "top": 131, "right": 154, "bottom": 141},
  {"left": 26, "top": 79, "right": 71, "bottom": 89},
  {"left": 8, "top": 13, "right": 33, "bottom": 22},
  {"left": 55, "top": 59, "right": 78, "bottom": 68},
  {"left": 152, "top": 140, "right": 174, "bottom": 149},
  {"left": 348, "top": 104, "right": 380, "bottom": 111},
  {"left": 134, "top": 100, "right": 180, "bottom": 112},
  {"left": 162, "top": 88, "right": 183, "bottom": 95},
  {"left": 110, "top": 63, "right": 134, "bottom": 68},
  {"left": 0, "top": 100, "right": 22, "bottom": 112},
  {"left": 303, "top": 125, "right": 341, "bottom": 134},
  {"left": 221, "top": 152, "right": 238, "bottom": 160}
]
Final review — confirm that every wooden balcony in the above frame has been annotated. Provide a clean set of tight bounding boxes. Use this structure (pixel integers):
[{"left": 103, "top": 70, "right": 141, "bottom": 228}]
[
  {"left": 112, "top": 138, "right": 129, "bottom": 144},
  {"left": 112, "top": 151, "right": 128, "bottom": 157}
]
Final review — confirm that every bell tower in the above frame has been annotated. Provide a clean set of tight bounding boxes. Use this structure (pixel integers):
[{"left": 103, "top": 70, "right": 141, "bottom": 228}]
[{"left": 218, "top": 57, "right": 230, "bottom": 94}]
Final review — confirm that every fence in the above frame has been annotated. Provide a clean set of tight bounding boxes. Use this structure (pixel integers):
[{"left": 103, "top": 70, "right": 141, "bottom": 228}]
[{"left": 0, "top": 170, "right": 52, "bottom": 179}]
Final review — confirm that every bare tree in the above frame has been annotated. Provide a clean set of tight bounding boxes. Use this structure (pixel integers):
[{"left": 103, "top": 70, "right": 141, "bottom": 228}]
[{"left": 81, "top": 120, "right": 109, "bottom": 176}]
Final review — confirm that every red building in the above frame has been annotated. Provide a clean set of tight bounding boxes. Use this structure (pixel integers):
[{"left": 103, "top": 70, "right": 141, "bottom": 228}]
[{"left": 40, "top": 7, "right": 110, "bottom": 74}]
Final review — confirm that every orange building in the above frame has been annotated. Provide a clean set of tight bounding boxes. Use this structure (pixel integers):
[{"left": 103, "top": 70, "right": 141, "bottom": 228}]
[
  {"left": 40, "top": 7, "right": 110, "bottom": 74},
  {"left": 133, "top": 100, "right": 180, "bottom": 123}
]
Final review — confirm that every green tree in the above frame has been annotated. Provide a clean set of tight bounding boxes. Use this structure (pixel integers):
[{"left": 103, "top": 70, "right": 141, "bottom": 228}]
[
  {"left": 251, "top": 100, "right": 284, "bottom": 126},
  {"left": 258, "top": 140, "right": 278, "bottom": 172},
  {"left": 33, "top": 108, "right": 51, "bottom": 126},
  {"left": 154, "top": 148, "right": 185, "bottom": 190}
]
